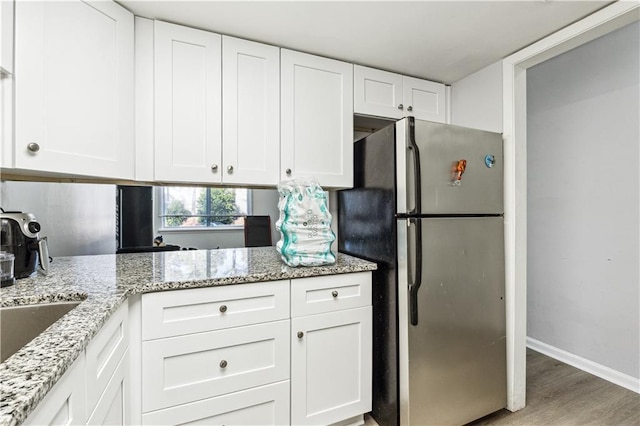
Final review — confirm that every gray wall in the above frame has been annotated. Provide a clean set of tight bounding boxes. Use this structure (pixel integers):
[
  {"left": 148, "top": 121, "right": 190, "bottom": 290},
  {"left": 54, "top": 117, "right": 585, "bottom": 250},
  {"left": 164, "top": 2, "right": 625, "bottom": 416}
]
[
  {"left": 527, "top": 22, "right": 639, "bottom": 378},
  {"left": 0, "top": 181, "right": 117, "bottom": 256}
]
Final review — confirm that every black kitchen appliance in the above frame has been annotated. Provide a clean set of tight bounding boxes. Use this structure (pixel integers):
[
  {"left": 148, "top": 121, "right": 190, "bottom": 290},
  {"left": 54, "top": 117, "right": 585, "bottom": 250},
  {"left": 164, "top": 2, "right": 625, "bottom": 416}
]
[{"left": 0, "top": 210, "right": 50, "bottom": 279}]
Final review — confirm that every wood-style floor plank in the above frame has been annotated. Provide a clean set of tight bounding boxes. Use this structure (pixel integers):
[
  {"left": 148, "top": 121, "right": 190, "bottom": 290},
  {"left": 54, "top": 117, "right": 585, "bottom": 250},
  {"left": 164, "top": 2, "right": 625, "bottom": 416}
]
[
  {"left": 366, "top": 348, "right": 639, "bottom": 425},
  {"left": 469, "top": 349, "right": 640, "bottom": 426}
]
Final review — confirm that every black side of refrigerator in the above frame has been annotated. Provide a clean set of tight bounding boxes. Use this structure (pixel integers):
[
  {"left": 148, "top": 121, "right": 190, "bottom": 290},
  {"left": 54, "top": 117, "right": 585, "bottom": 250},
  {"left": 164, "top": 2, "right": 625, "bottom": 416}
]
[
  {"left": 338, "top": 123, "right": 399, "bottom": 426},
  {"left": 117, "top": 185, "right": 153, "bottom": 250}
]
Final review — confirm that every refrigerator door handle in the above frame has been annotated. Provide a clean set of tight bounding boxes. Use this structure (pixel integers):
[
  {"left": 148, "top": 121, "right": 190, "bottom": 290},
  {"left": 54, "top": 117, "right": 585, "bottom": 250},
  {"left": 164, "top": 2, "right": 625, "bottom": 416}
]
[
  {"left": 408, "top": 217, "right": 423, "bottom": 326},
  {"left": 407, "top": 117, "right": 422, "bottom": 215}
]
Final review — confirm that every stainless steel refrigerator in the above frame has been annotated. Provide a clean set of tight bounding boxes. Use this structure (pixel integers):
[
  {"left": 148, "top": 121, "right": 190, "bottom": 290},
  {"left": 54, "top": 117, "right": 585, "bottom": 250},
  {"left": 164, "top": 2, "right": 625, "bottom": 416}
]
[{"left": 339, "top": 117, "right": 506, "bottom": 425}]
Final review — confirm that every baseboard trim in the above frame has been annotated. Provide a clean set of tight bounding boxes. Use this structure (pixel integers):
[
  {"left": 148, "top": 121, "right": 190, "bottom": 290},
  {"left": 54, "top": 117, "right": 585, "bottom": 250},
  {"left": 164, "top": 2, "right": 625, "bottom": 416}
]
[{"left": 526, "top": 337, "right": 639, "bottom": 394}]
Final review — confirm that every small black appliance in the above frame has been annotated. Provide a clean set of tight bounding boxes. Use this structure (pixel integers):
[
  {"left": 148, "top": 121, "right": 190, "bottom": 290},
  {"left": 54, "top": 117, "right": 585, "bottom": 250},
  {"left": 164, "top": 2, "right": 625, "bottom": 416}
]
[{"left": 0, "top": 210, "right": 50, "bottom": 280}]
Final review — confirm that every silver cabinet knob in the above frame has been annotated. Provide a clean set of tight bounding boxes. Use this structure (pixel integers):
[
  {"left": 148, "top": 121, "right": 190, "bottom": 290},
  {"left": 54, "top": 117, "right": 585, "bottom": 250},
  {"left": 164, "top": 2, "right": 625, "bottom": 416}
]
[
  {"left": 219, "top": 305, "right": 227, "bottom": 313},
  {"left": 397, "top": 104, "right": 404, "bottom": 110},
  {"left": 219, "top": 360, "right": 227, "bottom": 368},
  {"left": 27, "top": 143, "right": 40, "bottom": 153},
  {"left": 297, "top": 331, "right": 304, "bottom": 339},
  {"left": 332, "top": 290, "right": 338, "bottom": 298},
  {"left": 227, "top": 165, "right": 234, "bottom": 174},
  {"left": 407, "top": 106, "right": 413, "bottom": 112},
  {"left": 211, "top": 164, "right": 218, "bottom": 172},
  {"left": 285, "top": 168, "right": 292, "bottom": 176}
]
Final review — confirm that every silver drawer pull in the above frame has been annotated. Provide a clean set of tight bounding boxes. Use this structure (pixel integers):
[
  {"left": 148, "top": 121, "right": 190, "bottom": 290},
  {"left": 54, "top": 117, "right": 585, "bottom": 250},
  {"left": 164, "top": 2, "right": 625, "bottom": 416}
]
[
  {"left": 220, "top": 360, "right": 227, "bottom": 368},
  {"left": 332, "top": 290, "right": 338, "bottom": 298},
  {"left": 219, "top": 305, "right": 227, "bottom": 313},
  {"left": 297, "top": 331, "right": 304, "bottom": 339}
]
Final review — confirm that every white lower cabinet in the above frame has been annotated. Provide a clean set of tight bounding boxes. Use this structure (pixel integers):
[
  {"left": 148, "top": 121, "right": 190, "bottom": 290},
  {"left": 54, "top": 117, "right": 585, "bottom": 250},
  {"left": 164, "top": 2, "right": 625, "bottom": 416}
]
[
  {"left": 24, "top": 354, "right": 87, "bottom": 426},
  {"left": 140, "top": 280, "right": 292, "bottom": 424},
  {"left": 289, "top": 272, "right": 373, "bottom": 425},
  {"left": 142, "top": 380, "right": 290, "bottom": 425},
  {"left": 291, "top": 306, "right": 372, "bottom": 425},
  {"left": 24, "top": 303, "right": 130, "bottom": 426},
  {"left": 86, "top": 350, "right": 129, "bottom": 425},
  {"left": 85, "top": 303, "right": 129, "bottom": 414},
  {"left": 137, "top": 273, "right": 372, "bottom": 425}
]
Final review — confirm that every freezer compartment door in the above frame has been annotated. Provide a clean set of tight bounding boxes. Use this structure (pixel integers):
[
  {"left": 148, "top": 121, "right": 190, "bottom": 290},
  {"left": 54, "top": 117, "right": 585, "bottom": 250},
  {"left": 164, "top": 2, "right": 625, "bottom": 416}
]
[
  {"left": 405, "top": 217, "right": 506, "bottom": 425},
  {"left": 405, "top": 119, "right": 503, "bottom": 215}
]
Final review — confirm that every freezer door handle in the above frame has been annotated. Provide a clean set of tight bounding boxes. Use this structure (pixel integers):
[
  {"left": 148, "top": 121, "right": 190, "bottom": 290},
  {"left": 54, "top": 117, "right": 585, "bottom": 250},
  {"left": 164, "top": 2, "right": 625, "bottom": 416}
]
[
  {"left": 408, "top": 217, "right": 423, "bottom": 326},
  {"left": 407, "top": 117, "right": 422, "bottom": 215}
]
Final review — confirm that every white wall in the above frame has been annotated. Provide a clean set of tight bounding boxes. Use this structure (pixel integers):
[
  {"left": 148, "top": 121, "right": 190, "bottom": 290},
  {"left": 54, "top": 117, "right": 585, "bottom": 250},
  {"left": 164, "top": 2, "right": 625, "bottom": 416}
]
[
  {"left": 450, "top": 61, "right": 503, "bottom": 133},
  {"left": 526, "top": 22, "right": 639, "bottom": 379},
  {"left": 0, "top": 181, "right": 116, "bottom": 256}
]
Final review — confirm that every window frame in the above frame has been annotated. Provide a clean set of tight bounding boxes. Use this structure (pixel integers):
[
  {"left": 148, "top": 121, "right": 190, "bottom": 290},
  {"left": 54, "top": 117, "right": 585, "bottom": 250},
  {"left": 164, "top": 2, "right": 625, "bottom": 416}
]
[{"left": 156, "top": 186, "right": 252, "bottom": 232}]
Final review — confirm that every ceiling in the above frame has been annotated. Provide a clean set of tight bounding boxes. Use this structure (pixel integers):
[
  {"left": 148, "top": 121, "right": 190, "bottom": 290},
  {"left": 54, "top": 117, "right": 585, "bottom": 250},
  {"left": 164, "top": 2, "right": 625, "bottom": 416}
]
[{"left": 118, "top": 1, "right": 612, "bottom": 84}]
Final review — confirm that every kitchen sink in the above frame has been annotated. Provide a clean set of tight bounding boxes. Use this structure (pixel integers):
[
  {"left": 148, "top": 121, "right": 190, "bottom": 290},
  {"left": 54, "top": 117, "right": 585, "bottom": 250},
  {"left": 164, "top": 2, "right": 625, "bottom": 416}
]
[{"left": 0, "top": 301, "right": 82, "bottom": 363}]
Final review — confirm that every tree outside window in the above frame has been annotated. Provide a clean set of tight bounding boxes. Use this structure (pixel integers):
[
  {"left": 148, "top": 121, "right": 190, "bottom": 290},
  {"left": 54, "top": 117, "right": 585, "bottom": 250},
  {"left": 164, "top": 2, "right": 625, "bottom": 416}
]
[{"left": 160, "top": 187, "right": 249, "bottom": 228}]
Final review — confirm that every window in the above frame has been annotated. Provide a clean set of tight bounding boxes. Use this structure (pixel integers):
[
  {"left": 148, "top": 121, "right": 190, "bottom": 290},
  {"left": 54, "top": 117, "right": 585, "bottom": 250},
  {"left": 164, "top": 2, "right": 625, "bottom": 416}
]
[{"left": 159, "top": 187, "right": 250, "bottom": 229}]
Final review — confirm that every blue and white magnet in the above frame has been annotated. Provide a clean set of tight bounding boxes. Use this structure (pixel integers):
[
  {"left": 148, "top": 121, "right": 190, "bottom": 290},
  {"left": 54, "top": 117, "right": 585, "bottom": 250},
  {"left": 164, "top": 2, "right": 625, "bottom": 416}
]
[{"left": 484, "top": 154, "right": 496, "bottom": 168}]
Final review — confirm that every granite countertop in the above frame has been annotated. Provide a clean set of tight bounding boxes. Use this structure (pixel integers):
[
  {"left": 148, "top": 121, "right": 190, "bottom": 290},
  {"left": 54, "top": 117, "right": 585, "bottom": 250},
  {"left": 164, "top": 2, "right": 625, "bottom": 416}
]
[{"left": 0, "top": 247, "right": 376, "bottom": 426}]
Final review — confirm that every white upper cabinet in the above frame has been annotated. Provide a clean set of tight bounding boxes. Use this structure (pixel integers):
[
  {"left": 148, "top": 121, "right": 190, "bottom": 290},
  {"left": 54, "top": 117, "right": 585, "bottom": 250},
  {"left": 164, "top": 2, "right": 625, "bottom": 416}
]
[
  {"left": 402, "top": 75, "right": 446, "bottom": 122},
  {"left": 0, "top": 0, "right": 14, "bottom": 75},
  {"left": 222, "top": 36, "right": 280, "bottom": 185},
  {"left": 14, "top": 0, "right": 134, "bottom": 179},
  {"left": 354, "top": 65, "right": 446, "bottom": 123},
  {"left": 281, "top": 49, "right": 353, "bottom": 188},
  {"left": 354, "top": 66, "right": 404, "bottom": 119},
  {"left": 154, "top": 21, "right": 222, "bottom": 183}
]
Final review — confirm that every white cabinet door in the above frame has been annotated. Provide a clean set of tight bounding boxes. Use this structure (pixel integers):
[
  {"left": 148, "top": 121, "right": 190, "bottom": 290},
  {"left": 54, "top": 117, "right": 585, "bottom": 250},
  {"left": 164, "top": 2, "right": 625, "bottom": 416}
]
[
  {"left": 142, "top": 380, "right": 290, "bottom": 425},
  {"left": 291, "top": 306, "right": 372, "bottom": 425},
  {"left": 86, "top": 350, "right": 129, "bottom": 426},
  {"left": 154, "top": 21, "right": 222, "bottom": 183},
  {"left": 85, "top": 303, "right": 128, "bottom": 413},
  {"left": 24, "top": 354, "right": 87, "bottom": 426},
  {"left": 0, "top": 0, "right": 13, "bottom": 75},
  {"left": 222, "top": 36, "right": 280, "bottom": 185},
  {"left": 403, "top": 75, "right": 446, "bottom": 123},
  {"left": 354, "top": 65, "right": 404, "bottom": 119},
  {"left": 14, "top": 0, "right": 134, "bottom": 179},
  {"left": 281, "top": 49, "right": 353, "bottom": 188}
]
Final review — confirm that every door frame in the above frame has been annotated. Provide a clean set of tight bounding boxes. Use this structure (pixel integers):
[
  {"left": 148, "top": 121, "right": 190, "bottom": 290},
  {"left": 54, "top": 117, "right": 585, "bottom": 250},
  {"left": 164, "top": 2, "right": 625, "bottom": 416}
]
[{"left": 502, "top": 1, "right": 639, "bottom": 411}]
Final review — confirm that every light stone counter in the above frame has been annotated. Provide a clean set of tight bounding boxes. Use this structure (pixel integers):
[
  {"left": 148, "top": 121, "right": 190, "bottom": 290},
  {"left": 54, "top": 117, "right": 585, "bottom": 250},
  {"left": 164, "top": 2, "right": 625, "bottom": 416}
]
[{"left": 0, "top": 247, "right": 376, "bottom": 426}]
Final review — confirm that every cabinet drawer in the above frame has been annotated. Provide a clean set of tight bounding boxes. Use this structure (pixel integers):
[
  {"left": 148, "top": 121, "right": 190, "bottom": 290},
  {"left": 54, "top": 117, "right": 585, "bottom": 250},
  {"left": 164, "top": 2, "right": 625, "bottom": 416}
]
[
  {"left": 142, "top": 380, "right": 290, "bottom": 425},
  {"left": 142, "top": 320, "right": 290, "bottom": 412},
  {"left": 291, "top": 272, "right": 371, "bottom": 317},
  {"left": 142, "top": 280, "right": 289, "bottom": 340},
  {"left": 85, "top": 303, "right": 128, "bottom": 413}
]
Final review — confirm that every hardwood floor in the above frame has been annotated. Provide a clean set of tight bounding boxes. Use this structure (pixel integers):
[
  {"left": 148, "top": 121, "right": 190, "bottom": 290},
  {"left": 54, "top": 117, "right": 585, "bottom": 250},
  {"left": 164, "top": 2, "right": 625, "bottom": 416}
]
[
  {"left": 470, "top": 349, "right": 640, "bottom": 426},
  {"left": 366, "top": 349, "right": 639, "bottom": 425}
]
